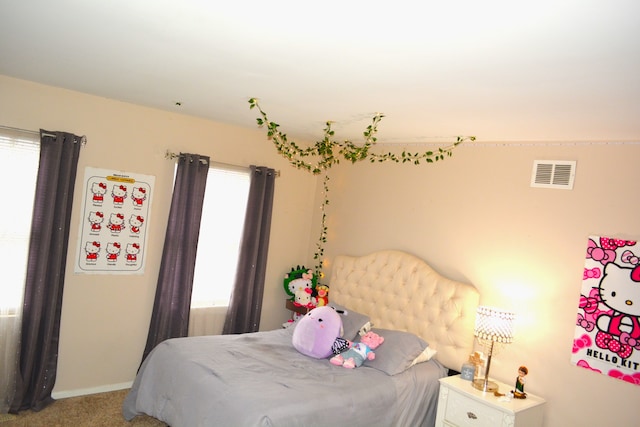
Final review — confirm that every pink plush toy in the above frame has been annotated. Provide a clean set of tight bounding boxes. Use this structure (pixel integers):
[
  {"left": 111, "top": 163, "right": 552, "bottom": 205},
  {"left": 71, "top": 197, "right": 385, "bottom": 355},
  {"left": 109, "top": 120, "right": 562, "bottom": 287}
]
[{"left": 330, "top": 331, "right": 384, "bottom": 369}]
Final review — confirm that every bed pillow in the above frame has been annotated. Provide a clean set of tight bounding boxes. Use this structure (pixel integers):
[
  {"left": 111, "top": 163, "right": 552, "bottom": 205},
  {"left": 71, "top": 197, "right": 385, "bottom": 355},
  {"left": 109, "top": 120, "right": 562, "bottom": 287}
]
[
  {"left": 364, "top": 328, "right": 434, "bottom": 375},
  {"left": 327, "top": 303, "right": 371, "bottom": 341}
]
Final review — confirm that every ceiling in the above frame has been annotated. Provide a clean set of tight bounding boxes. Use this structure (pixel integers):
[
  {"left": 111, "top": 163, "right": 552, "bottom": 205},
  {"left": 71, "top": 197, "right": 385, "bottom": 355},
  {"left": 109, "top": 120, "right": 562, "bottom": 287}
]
[{"left": 1, "top": 1, "right": 639, "bottom": 144}]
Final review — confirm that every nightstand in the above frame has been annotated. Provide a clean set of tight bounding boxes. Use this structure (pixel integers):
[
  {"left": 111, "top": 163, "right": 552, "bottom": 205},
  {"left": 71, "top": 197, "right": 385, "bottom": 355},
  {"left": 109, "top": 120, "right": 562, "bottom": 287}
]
[{"left": 435, "top": 375, "right": 545, "bottom": 427}]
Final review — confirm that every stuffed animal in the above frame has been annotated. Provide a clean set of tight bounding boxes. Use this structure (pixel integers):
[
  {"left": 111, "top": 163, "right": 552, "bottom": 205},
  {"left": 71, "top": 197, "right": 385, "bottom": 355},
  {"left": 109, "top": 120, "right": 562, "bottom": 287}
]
[
  {"left": 294, "top": 287, "right": 314, "bottom": 308},
  {"left": 330, "top": 331, "right": 384, "bottom": 369},
  {"left": 314, "top": 284, "right": 330, "bottom": 307},
  {"left": 284, "top": 266, "right": 317, "bottom": 300},
  {"left": 292, "top": 306, "right": 344, "bottom": 359}
]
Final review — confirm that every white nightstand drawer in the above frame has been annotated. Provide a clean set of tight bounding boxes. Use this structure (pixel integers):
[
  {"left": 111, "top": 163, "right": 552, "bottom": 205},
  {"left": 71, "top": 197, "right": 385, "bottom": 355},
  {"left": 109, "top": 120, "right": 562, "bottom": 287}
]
[
  {"left": 446, "top": 389, "right": 506, "bottom": 427},
  {"left": 435, "top": 375, "right": 545, "bottom": 427}
]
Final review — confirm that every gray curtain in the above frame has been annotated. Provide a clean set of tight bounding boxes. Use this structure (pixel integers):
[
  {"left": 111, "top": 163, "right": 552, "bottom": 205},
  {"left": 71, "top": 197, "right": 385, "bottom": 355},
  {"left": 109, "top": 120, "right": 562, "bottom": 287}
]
[
  {"left": 140, "top": 153, "right": 209, "bottom": 364},
  {"left": 223, "top": 166, "right": 276, "bottom": 334},
  {"left": 10, "top": 130, "right": 82, "bottom": 413}
]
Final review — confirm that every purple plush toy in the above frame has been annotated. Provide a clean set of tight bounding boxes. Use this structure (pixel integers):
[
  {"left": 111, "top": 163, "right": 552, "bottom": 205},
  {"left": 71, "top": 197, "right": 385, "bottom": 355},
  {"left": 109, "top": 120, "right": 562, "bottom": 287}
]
[{"left": 292, "top": 306, "right": 343, "bottom": 359}]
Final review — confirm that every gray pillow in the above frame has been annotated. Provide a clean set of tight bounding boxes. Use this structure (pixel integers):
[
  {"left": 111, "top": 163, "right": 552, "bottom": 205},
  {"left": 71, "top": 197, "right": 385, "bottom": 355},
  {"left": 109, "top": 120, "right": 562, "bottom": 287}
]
[
  {"left": 327, "top": 303, "right": 371, "bottom": 341},
  {"left": 364, "top": 328, "right": 430, "bottom": 375}
]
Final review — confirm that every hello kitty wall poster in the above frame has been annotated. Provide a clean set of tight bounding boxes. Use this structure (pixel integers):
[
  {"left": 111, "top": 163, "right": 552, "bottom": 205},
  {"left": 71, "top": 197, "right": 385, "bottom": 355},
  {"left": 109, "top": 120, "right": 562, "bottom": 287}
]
[
  {"left": 74, "top": 167, "right": 154, "bottom": 274},
  {"left": 572, "top": 235, "right": 640, "bottom": 386}
]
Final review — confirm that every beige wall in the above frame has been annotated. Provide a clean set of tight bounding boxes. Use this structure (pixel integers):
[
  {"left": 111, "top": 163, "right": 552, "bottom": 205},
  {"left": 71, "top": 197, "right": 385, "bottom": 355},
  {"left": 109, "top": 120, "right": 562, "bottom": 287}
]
[
  {"left": 0, "top": 75, "right": 317, "bottom": 395},
  {"left": 3, "top": 74, "right": 639, "bottom": 426},
  {"left": 319, "top": 141, "right": 639, "bottom": 427}
]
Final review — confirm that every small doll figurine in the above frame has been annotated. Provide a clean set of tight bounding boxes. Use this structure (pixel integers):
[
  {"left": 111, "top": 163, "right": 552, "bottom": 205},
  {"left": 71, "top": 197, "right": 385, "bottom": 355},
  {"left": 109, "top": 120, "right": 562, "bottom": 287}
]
[{"left": 512, "top": 366, "right": 528, "bottom": 399}]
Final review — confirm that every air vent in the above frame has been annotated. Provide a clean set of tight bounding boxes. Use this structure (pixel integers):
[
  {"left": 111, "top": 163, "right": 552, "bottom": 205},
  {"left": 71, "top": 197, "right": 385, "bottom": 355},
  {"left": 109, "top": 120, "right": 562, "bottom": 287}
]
[{"left": 530, "top": 160, "right": 576, "bottom": 190}]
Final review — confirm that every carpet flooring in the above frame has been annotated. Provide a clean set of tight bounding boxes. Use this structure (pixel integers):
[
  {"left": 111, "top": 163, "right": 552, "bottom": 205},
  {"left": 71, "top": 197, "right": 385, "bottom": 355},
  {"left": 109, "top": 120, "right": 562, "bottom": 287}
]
[{"left": 0, "top": 389, "right": 167, "bottom": 427}]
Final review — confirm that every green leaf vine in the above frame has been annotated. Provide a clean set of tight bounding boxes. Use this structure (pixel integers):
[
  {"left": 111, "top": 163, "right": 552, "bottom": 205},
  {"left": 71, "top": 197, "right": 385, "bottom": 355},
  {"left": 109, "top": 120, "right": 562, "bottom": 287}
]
[{"left": 249, "top": 98, "right": 475, "bottom": 277}]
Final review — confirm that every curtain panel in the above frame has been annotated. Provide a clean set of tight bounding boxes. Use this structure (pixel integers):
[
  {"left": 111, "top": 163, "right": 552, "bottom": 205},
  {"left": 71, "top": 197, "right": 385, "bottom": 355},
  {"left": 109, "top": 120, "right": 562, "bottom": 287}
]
[
  {"left": 140, "top": 153, "right": 210, "bottom": 365},
  {"left": 0, "top": 128, "right": 39, "bottom": 414},
  {"left": 10, "top": 130, "right": 82, "bottom": 413},
  {"left": 223, "top": 165, "right": 276, "bottom": 334}
]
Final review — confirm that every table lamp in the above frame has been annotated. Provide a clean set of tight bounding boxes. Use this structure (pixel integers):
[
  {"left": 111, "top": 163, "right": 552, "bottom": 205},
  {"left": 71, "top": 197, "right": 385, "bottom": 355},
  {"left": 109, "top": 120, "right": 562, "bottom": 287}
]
[{"left": 472, "top": 306, "right": 515, "bottom": 392}]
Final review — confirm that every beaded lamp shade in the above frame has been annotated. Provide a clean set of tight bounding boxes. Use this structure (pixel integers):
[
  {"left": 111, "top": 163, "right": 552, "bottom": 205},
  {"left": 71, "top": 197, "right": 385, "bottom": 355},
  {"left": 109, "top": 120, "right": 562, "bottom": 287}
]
[
  {"left": 472, "top": 306, "right": 515, "bottom": 392},
  {"left": 474, "top": 306, "right": 515, "bottom": 343}
]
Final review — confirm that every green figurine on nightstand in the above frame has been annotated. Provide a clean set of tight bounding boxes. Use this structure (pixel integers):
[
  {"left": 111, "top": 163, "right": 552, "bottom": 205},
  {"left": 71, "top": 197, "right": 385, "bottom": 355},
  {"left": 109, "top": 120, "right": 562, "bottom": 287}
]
[{"left": 512, "top": 366, "right": 528, "bottom": 399}]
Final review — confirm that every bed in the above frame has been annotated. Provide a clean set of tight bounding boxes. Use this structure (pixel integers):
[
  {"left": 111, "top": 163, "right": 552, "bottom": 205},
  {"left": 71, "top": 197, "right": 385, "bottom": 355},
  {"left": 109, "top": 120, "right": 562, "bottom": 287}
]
[{"left": 123, "top": 250, "right": 480, "bottom": 426}]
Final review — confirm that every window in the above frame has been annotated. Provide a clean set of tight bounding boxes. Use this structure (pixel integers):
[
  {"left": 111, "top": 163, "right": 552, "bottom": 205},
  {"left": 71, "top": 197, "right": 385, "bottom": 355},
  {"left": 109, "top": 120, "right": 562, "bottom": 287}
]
[
  {"left": 189, "top": 164, "right": 250, "bottom": 307},
  {"left": 0, "top": 131, "right": 39, "bottom": 311}
]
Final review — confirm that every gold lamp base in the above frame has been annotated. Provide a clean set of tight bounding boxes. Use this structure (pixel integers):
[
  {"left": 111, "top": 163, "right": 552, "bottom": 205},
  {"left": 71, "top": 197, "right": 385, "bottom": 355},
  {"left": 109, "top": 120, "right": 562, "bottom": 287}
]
[{"left": 472, "top": 378, "right": 498, "bottom": 392}]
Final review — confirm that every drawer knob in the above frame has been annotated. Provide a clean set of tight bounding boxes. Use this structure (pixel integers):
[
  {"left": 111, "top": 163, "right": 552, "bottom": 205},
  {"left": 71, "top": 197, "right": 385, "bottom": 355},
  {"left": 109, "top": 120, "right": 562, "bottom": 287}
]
[{"left": 467, "top": 412, "right": 478, "bottom": 420}]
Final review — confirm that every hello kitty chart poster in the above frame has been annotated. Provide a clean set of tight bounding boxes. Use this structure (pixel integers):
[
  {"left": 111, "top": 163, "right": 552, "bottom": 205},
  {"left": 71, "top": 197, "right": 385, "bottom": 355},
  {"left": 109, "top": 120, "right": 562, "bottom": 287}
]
[
  {"left": 572, "top": 236, "right": 640, "bottom": 386},
  {"left": 74, "top": 167, "right": 154, "bottom": 274}
]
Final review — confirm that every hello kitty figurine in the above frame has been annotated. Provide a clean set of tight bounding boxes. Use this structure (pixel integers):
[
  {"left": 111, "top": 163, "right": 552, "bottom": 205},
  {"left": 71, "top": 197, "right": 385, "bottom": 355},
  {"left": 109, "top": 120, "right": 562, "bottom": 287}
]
[
  {"left": 91, "top": 182, "right": 107, "bottom": 204},
  {"left": 88, "top": 211, "right": 104, "bottom": 232},
  {"left": 107, "top": 213, "right": 125, "bottom": 233},
  {"left": 106, "top": 242, "right": 121, "bottom": 262},
  {"left": 129, "top": 214, "right": 144, "bottom": 234},
  {"left": 595, "top": 263, "right": 640, "bottom": 358},
  {"left": 294, "top": 287, "right": 313, "bottom": 308},
  {"left": 111, "top": 184, "right": 127, "bottom": 205},
  {"left": 85, "top": 241, "right": 101, "bottom": 261},
  {"left": 286, "top": 269, "right": 315, "bottom": 298},
  {"left": 131, "top": 187, "right": 147, "bottom": 207},
  {"left": 126, "top": 243, "right": 140, "bottom": 262}
]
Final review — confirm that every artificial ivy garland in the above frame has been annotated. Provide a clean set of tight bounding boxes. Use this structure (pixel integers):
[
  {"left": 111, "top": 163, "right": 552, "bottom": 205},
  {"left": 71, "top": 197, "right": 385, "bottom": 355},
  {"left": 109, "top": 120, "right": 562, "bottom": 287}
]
[{"left": 249, "top": 98, "right": 475, "bottom": 276}]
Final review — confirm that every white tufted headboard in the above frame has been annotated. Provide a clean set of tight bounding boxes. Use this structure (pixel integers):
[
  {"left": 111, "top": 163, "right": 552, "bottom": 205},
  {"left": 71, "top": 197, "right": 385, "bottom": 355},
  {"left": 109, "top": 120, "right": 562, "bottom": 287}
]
[{"left": 328, "top": 250, "right": 480, "bottom": 372}]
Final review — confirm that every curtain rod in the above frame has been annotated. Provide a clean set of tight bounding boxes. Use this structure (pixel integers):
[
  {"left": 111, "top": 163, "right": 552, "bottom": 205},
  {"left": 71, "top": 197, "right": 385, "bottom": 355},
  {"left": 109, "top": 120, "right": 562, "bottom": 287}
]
[
  {"left": 0, "top": 125, "right": 87, "bottom": 146},
  {"left": 165, "top": 150, "right": 280, "bottom": 177}
]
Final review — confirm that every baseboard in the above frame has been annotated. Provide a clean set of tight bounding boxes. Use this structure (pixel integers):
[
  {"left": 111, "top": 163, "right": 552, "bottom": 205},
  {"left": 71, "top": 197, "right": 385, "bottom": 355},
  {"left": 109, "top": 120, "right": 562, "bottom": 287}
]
[{"left": 51, "top": 381, "right": 133, "bottom": 399}]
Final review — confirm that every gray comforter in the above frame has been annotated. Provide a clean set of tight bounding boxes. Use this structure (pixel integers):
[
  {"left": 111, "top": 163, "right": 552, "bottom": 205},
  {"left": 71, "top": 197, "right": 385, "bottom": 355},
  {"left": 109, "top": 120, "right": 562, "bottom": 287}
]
[{"left": 123, "top": 328, "right": 446, "bottom": 427}]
